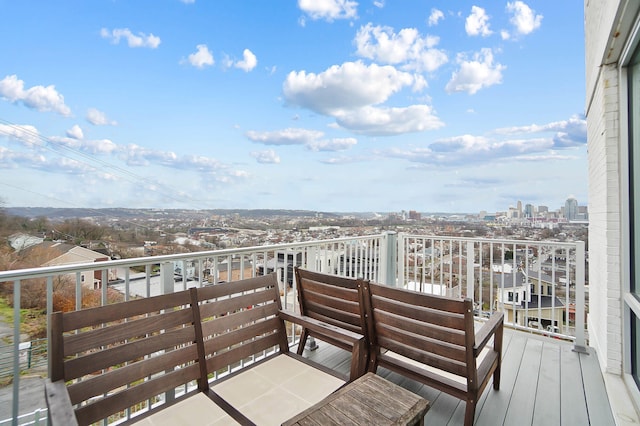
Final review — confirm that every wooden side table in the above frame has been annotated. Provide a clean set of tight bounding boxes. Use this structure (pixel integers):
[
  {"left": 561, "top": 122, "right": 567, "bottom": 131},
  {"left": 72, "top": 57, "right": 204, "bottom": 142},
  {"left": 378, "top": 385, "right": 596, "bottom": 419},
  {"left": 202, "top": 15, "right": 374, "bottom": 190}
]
[{"left": 282, "top": 372, "right": 430, "bottom": 425}]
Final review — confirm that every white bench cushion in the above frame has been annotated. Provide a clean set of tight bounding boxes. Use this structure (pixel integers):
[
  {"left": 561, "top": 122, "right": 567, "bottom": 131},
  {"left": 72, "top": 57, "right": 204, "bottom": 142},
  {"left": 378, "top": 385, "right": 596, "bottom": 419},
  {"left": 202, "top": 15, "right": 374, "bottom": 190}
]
[{"left": 212, "top": 355, "right": 345, "bottom": 426}]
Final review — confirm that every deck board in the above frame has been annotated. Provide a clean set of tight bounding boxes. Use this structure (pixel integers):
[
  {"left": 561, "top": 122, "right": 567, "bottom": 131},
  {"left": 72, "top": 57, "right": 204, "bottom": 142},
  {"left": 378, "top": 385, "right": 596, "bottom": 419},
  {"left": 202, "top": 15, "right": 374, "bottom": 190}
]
[
  {"left": 532, "top": 341, "right": 561, "bottom": 426},
  {"left": 580, "top": 347, "right": 617, "bottom": 425},
  {"left": 503, "top": 338, "right": 543, "bottom": 425},
  {"left": 304, "top": 328, "right": 615, "bottom": 425},
  {"left": 560, "top": 345, "right": 590, "bottom": 425},
  {"left": 475, "top": 333, "right": 527, "bottom": 426}
]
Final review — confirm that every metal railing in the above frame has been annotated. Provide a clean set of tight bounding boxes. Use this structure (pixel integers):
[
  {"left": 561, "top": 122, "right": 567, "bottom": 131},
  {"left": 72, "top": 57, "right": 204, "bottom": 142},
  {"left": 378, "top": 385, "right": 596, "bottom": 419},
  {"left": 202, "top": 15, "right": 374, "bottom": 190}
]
[
  {"left": 397, "top": 234, "right": 587, "bottom": 349},
  {"left": 0, "top": 233, "right": 586, "bottom": 425}
]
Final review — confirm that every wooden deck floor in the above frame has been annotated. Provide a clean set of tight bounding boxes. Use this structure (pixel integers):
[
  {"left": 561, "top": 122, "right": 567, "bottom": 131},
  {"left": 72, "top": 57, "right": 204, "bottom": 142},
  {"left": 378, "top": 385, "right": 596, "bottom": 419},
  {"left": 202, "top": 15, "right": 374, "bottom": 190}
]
[{"left": 304, "top": 329, "right": 615, "bottom": 426}]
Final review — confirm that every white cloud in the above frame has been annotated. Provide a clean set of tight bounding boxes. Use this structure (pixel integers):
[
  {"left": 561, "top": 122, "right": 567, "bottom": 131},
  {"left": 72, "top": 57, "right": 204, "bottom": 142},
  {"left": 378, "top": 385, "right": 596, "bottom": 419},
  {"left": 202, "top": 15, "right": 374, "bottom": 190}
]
[
  {"left": 246, "top": 128, "right": 324, "bottom": 145},
  {"left": 494, "top": 114, "right": 586, "bottom": 147},
  {"left": 0, "top": 147, "right": 46, "bottom": 169},
  {"left": 1, "top": 122, "right": 253, "bottom": 189},
  {"left": 501, "top": 30, "right": 511, "bottom": 40},
  {"left": 283, "top": 61, "right": 415, "bottom": 115},
  {"left": 507, "top": 1, "right": 542, "bottom": 35},
  {"left": 306, "top": 137, "right": 357, "bottom": 151},
  {"left": 0, "top": 148, "right": 106, "bottom": 175},
  {"left": 187, "top": 44, "right": 214, "bottom": 68},
  {"left": 82, "top": 139, "right": 119, "bottom": 155},
  {"left": 173, "top": 155, "right": 226, "bottom": 171},
  {"left": 235, "top": 49, "right": 258, "bottom": 72},
  {"left": 354, "top": 24, "right": 448, "bottom": 72},
  {"left": 86, "top": 108, "right": 117, "bottom": 126},
  {"left": 51, "top": 135, "right": 119, "bottom": 155},
  {"left": 251, "top": 150, "right": 281, "bottom": 164},
  {"left": 428, "top": 9, "right": 444, "bottom": 26},
  {"left": 298, "top": 0, "right": 358, "bottom": 21},
  {"left": 283, "top": 61, "right": 442, "bottom": 136},
  {"left": 246, "top": 128, "right": 359, "bottom": 151},
  {"left": 66, "top": 125, "right": 84, "bottom": 140},
  {"left": 100, "top": 28, "right": 161, "bottom": 49},
  {"left": 0, "top": 75, "right": 71, "bottom": 116},
  {"left": 382, "top": 115, "right": 585, "bottom": 167},
  {"left": 373, "top": 1, "right": 384, "bottom": 8},
  {"left": 335, "top": 105, "right": 443, "bottom": 136},
  {"left": 465, "top": 6, "right": 492, "bottom": 37},
  {"left": 122, "top": 144, "right": 176, "bottom": 166},
  {"left": 0, "top": 123, "right": 41, "bottom": 147},
  {"left": 445, "top": 48, "right": 505, "bottom": 94}
]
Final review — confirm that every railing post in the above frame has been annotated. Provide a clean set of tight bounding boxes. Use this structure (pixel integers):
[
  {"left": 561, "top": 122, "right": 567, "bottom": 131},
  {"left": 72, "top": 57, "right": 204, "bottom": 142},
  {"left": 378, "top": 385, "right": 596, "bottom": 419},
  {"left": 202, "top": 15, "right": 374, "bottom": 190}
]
[
  {"left": 46, "top": 276, "right": 53, "bottom": 379},
  {"left": 383, "top": 231, "right": 397, "bottom": 287},
  {"left": 573, "top": 241, "right": 588, "bottom": 353},
  {"left": 161, "top": 262, "right": 174, "bottom": 295},
  {"left": 466, "top": 241, "right": 475, "bottom": 302},
  {"left": 159, "top": 262, "right": 175, "bottom": 405},
  {"left": 12, "top": 280, "right": 20, "bottom": 426},
  {"left": 396, "top": 233, "right": 405, "bottom": 289}
]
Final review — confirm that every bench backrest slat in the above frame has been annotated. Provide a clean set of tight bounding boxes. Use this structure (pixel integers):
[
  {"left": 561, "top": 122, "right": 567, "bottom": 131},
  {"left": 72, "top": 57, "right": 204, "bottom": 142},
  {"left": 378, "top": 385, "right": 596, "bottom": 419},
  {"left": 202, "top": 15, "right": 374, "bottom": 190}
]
[
  {"left": 64, "top": 308, "right": 194, "bottom": 355},
  {"left": 64, "top": 326, "right": 197, "bottom": 380},
  {"left": 205, "top": 332, "right": 283, "bottom": 373},
  {"left": 74, "top": 364, "right": 202, "bottom": 426},
  {"left": 67, "top": 345, "right": 199, "bottom": 404},
  {"left": 60, "top": 291, "right": 194, "bottom": 331}
]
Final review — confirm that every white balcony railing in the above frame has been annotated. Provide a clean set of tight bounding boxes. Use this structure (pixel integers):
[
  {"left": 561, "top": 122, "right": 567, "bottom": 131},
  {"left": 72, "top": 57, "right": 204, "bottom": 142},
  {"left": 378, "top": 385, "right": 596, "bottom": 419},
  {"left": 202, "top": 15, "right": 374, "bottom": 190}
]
[{"left": 0, "top": 233, "right": 586, "bottom": 425}]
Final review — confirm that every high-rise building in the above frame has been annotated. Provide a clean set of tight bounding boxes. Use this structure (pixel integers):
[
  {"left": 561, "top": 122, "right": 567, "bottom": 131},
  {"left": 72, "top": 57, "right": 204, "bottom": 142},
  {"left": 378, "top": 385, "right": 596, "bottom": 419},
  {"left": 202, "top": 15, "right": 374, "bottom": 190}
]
[
  {"left": 524, "top": 204, "right": 534, "bottom": 218},
  {"left": 565, "top": 196, "right": 578, "bottom": 220}
]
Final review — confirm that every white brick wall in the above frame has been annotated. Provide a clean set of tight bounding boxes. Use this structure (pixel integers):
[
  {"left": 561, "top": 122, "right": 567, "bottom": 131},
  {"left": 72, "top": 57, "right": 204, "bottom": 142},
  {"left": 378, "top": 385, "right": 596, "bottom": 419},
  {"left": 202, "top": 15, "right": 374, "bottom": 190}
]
[{"left": 586, "top": 0, "right": 629, "bottom": 375}]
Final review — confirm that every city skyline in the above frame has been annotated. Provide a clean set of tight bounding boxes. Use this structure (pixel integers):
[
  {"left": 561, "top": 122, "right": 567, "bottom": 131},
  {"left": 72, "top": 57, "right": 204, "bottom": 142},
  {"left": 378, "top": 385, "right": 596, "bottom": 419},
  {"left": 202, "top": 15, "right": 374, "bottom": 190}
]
[{"left": 0, "top": 1, "right": 586, "bottom": 213}]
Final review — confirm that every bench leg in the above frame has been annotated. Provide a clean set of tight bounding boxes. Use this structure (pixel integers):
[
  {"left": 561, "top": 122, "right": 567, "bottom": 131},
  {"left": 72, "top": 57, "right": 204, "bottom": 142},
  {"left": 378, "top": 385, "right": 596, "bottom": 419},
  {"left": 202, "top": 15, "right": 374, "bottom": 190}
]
[
  {"left": 464, "top": 400, "right": 476, "bottom": 426},
  {"left": 296, "top": 329, "right": 309, "bottom": 355},
  {"left": 493, "top": 364, "right": 501, "bottom": 390}
]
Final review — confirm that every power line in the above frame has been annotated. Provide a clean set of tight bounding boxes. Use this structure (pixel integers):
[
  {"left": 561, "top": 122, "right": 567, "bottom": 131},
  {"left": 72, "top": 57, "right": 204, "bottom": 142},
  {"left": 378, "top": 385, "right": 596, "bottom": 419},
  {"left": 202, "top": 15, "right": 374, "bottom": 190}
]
[
  {"left": 0, "top": 117, "right": 219, "bottom": 235},
  {"left": 0, "top": 117, "right": 202, "bottom": 207}
]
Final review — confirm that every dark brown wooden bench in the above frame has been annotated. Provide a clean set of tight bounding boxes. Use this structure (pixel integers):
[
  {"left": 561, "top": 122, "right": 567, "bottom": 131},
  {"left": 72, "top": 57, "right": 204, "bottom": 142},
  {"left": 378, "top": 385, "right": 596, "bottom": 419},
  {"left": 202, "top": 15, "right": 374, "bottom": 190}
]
[
  {"left": 294, "top": 267, "right": 368, "bottom": 369},
  {"left": 361, "top": 282, "right": 504, "bottom": 426},
  {"left": 45, "top": 273, "right": 367, "bottom": 426}
]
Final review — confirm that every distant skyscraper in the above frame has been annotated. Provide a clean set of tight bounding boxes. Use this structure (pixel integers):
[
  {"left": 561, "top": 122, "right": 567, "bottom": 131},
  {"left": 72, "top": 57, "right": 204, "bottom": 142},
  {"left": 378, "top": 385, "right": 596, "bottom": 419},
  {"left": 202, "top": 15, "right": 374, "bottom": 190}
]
[
  {"left": 525, "top": 204, "right": 534, "bottom": 218},
  {"left": 565, "top": 196, "right": 578, "bottom": 220},
  {"left": 517, "top": 201, "right": 523, "bottom": 218}
]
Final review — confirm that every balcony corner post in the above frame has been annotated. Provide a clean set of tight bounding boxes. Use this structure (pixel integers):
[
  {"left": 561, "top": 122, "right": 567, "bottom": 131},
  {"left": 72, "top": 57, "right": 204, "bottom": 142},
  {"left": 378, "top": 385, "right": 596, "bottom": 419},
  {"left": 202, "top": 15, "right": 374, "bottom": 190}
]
[
  {"left": 161, "top": 262, "right": 174, "bottom": 295},
  {"left": 466, "top": 240, "right": 475, "bottom": 302},
  {"left": 573, "top": 240, "right": 588, "bottom": 354},
  {"left": 384, "top": 231, "right": 398, "bottom": 287}
]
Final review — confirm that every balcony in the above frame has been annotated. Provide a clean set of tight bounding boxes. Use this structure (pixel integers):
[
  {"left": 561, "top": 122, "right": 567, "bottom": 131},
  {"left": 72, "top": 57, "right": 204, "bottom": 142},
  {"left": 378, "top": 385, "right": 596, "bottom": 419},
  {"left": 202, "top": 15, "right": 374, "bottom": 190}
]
[{"left": 0, "top": 233, "right": 613, "bottom": 425}]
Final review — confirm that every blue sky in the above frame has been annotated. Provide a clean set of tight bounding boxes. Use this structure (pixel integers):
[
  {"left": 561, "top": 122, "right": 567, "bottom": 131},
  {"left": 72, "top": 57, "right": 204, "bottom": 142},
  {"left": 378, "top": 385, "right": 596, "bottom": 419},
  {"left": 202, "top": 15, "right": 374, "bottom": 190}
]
[{"left": 0, "top": 0, "right": 586, "bottom": 214}]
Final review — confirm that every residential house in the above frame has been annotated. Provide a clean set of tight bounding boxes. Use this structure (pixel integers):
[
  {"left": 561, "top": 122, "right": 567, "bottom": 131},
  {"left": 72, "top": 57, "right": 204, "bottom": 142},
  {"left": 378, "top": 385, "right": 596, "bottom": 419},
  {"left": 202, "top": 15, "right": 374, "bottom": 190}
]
[
  {"left": 495, "top": 271, "right": 565, "bottom": 332},
  {"left": 36, "top": 242, "right": 111, "bottom": 288}
]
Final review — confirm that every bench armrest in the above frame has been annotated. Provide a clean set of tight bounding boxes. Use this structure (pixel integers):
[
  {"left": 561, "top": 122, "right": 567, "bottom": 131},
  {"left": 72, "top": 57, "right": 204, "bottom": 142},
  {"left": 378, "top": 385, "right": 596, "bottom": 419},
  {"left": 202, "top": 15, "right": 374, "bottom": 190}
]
[
  {"left": 45, "top": 379, "right": 79, "bottom": 426},
  {"left": 279, "top": 309, "right": 367, "bottom": 380},
  {"left": 474, "top": 312, "right": 504, "bottom": 356}
]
